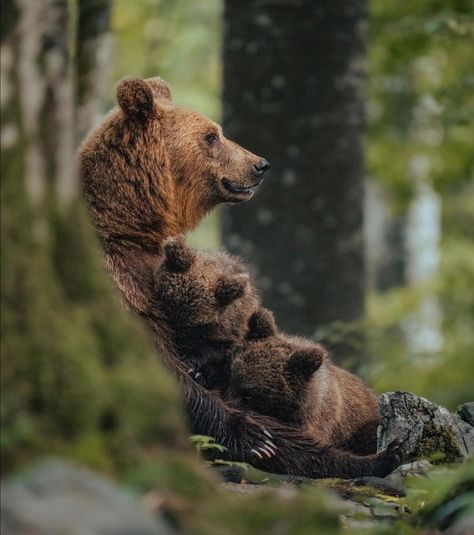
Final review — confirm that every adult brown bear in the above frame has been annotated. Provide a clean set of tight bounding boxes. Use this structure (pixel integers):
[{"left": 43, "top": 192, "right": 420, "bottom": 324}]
[{"left": 78, "top": 76, "right": 402, "bottom": 478}]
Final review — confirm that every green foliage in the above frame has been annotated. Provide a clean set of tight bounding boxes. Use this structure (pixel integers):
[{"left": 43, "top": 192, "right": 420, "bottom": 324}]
[
  {"left": 368, "top": 458, "right": 474, "bottom": 534},
  {"left": 197, "top": 487, "right": 344, "bottom": 535},
  {"left": 190, "top": 434, "right": 227, "bottom": 454},
  {"left": 112, "top": 0, "right": 222, "bottom": 119},
  {"left": 187, "top": 211, "right": 222, "bottom": 251},
  {"left": 369, "top": 0, "right": 474, "bottom": 205},
  {"left": 409, "top": 460, "right": 474, "bottom": 532},
  {"left": 211, "top": 459, "right": 252, "bottom": 472},
  {"left": 367, "top": 204, "right": 474, "bottom": 408},
  {"left": 366, "top": 0, "right": 474, "bottom": 408},
  {"left": 0, "top": 181, "right": 188, "bottom": 475}
]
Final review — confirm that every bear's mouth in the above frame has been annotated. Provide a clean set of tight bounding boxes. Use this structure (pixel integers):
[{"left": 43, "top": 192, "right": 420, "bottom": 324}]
[{"left": 221, "top": 177, "right": 263, "bottom": 198}]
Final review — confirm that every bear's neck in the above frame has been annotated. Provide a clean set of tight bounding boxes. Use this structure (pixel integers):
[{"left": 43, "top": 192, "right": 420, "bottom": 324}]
[
  {"left": 100, "top": 221, "right": 185, "bottom": 319},
  {"left": 88, "top": 179, "right": 206, "bottom": 324},
  {"left": 79, "top": 115, "right": 210, "bottom": 320}
]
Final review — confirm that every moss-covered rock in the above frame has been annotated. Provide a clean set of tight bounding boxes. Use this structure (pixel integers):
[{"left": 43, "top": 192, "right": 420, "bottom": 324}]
[
  {"left": 378, "top": 391, "right": 474, "bottom": 463},
  {"left": 414, "top": 422, "right": 462, "bottom": 464}
]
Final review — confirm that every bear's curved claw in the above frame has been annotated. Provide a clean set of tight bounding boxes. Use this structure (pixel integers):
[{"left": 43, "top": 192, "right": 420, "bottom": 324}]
[
  {"left": 263, "top": 429, "right": 273, "bottom": 439},
  {"left": 229, "top": 414, "right": 277, "bottom": 462},
  {"left": 265, "top": 439, "right": 277, "bottom": 452},
  {"left": 251, "top": 448, "right": 263, "bottom": 460},
  {"left": 258, "top": 446, "right": 273, "bottom": 459}
]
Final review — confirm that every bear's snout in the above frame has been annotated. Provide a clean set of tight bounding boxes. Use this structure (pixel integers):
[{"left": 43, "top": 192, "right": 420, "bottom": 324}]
[{"left": 252, "top": 158, "right": 270, "bottom": 178}]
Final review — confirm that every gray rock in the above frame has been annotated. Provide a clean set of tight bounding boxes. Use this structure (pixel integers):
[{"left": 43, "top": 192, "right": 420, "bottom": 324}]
[
  {"left": 222, "top": 482, "right": 266, "bottom": 494},
  {"left": 0, "top": 460, "right": 174, "bottom": 535},
  {"left": 457, "top": 402, "right": 474, "bottom": 427},
  {"left": 369, "top": 498, "right": 402, "bottom": 519},
  {"left": 213, "top": 464, "right": 245, "bottom": 483},
  {"left": 445, "top": 515, "right": 474, "bottom": 535},
  {"left": 384, "top": 460, "right": 432, "bottom": 488},
  {"left": 378, "top": 392, "right": 474, "bottom": 462},
  {"left": 354, "top": 476, "right": 406, "bottom": 497}
]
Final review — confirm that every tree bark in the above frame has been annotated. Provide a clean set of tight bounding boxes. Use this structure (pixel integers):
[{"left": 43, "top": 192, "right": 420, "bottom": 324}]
[
  {"left": 0, "top": 0, "right": 187, "bottom": 473},
  {"left": 222, "top": 0, "right": 368, "bottom": 362}
]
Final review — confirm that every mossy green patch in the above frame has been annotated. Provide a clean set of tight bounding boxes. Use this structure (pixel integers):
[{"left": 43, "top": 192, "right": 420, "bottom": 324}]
[{"left": 414, "top": 422, "right": 461, "bottom": 464}]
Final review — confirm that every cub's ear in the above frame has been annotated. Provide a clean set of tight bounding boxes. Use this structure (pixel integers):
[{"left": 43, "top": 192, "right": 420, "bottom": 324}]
[
  {"left": 117, "top": 77, "right": 154, "bottom": 119},
  {"left": 215, "top": 274, "right": 248, "bottom": 307},
  {"left": 145, "top": 76, "right": 172, "bottom": 102},
  {"left": 285, "top": 347, "right": 324, "bottom": 382},
  {"left": 163, "top": 236, "right": 195, "bottom": 273},
  {"left": 246, "top": 308, "right": 277, "bottom": 341}
]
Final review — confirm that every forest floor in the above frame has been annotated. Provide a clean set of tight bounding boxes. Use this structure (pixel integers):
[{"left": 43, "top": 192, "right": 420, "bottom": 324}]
[{"left": 216, "top": 458, "right": 473, "bottom": 533}]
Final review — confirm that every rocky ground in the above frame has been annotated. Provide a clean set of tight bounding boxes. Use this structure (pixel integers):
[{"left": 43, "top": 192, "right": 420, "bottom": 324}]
[
  {"left": 1, "top": 394, "right": 473, "bottom": 534},
  {"left": 217, "top": 395, "right": 474, "bottom": 532}
]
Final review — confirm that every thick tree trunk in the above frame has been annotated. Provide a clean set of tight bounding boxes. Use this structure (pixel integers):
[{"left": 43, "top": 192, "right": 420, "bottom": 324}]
[
  {"left": 222, "top": 0, "right": 368, "bottom": 362},
  {"left": 0, "top": 0, "right": 187, "bottom": 473}
]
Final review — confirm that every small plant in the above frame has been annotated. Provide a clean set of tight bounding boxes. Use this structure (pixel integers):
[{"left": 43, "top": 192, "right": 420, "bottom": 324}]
[
  {"left": 189, "top": 434, "right": 227, "bottom": 455},
  {"left": 211, "top": 459, "right": 251, "bottom": 472},
  {"left": 189, "top": 435, "right": 252, "bottom": 474}
]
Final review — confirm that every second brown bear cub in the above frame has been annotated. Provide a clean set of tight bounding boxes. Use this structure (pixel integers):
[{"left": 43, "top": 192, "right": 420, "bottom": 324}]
[
  {"left": 154, "top": 236, "right": 259, "bottom": 392},
  {"left": 228, "top": 309, "right": 380, "bottom": 455}
]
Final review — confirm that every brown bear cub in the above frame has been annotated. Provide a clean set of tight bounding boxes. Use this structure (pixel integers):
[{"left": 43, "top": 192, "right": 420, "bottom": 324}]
[
  {"left": 229, "top": 308, "right": 380, "bottom": 455},
  {"left": 154, "top": 236, "right": 260, "bottom": 392}
]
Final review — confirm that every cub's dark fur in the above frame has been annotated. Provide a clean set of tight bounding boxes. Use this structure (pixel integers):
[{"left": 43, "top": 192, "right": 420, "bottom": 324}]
[
  {"left": 154, "top": 236, "right": 259, "bottom": 392},
  {"left": 229, "top": 308, "right": 380, "bottom": 455}
]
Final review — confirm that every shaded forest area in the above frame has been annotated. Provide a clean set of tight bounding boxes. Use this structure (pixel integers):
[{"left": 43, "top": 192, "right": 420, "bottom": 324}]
[{"left": 1, "top": 0, "right": 473, "bottom": 533}]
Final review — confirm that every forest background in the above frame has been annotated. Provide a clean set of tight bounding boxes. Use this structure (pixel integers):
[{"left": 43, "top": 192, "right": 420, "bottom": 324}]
[{"left": 1, "top": 0, "right": 473, "bottom": 532}]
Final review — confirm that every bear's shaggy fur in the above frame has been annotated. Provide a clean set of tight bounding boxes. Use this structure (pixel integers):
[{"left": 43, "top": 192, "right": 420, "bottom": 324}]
[
  {"left": 229, "top": 309, "right": 379, "bottom": 455},
  {"left": 79, "top": 76, "right": 267, "bottom": 318},
  {"left": 155, "top": 236, "right": 260, "bottom": 392},
  {"left": 78, "top": 76, "right": 403, "bottom": 478}
]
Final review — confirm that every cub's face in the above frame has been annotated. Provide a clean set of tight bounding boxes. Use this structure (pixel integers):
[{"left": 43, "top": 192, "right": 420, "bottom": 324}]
[
  {"left": 229, "top": 343, "right": 302, "bottom": 423},
  {"left": 155, "top": 244, "right": 260, "bottom": 341},
  {"left": 229, "top": 337, "right": 325, "bottom": 423}
]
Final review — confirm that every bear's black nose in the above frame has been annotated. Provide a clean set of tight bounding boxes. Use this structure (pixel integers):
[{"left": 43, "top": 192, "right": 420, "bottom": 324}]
[{"left": 253, "top": 159, "right": 270, "bottom": 176}]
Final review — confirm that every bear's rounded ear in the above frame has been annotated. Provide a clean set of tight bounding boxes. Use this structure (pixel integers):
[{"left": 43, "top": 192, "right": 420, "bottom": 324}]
[
  {"left": 145, "top": 76, "right": 172, "bottom": 102},
  {"left": 117, "top": 77, "right": 154, "bottom": 119},
  {"left": 163, "top": 235, "right": 195, "bottom": 273},
  {"left": 285, "top": 347, "right": 324, "bottom": 382},
  {"left": 246, "top": 308, "right": 277, "bottom": 341},
  {"left": 215, "top": 274, "right": 248, "bottom": 307}
]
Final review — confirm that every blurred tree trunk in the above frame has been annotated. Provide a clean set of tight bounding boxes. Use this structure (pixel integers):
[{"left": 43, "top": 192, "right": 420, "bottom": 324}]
[
  {"left": 1, "top": 0, "right": 186, "bottom": 473},
  {"left": 222, "top": 0, "right": 368, "bottom": 363},
  {"left": 76, "top": 0, "right": 112, "bottom": 140}
]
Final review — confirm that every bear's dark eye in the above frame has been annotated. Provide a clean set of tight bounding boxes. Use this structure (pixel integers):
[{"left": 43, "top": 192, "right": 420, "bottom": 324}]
[{"left": 205, "top": 133, "right": 219, "bottom": 145}]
